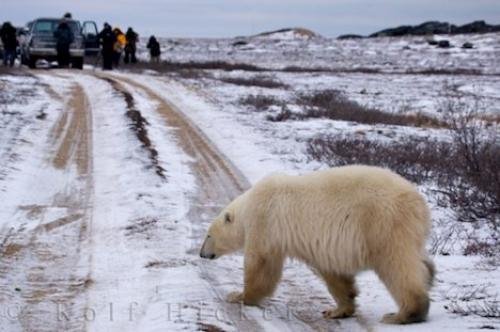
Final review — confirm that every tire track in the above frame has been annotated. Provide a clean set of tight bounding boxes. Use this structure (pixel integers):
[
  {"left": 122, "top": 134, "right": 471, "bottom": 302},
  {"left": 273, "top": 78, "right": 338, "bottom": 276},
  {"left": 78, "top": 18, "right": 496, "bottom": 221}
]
[
  {"left": 0, "top": 76, "right": 94, "bottom": 331},
  {"left": 51, "top": 83, "right": 91, "bottom": 175}
]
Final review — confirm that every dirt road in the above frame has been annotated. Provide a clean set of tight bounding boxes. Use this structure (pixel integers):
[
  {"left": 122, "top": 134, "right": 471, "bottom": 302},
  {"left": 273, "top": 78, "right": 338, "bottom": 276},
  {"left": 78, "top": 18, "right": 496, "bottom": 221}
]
[
  {"left": 0, "top": 70, "right": 370, "bottom": 331},
  {"left": 0, "top": 74, "right": 93, "bottom": 331}
]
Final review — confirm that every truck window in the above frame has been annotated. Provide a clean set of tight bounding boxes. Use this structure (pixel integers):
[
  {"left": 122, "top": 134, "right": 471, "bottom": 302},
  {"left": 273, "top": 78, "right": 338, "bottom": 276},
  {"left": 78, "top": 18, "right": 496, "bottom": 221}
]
[
  {"left": 34, "top": 20, "right": 81, "bottom": 35},
  {"left": 34, "top": 21, "right": 55, "bottom": 33}
]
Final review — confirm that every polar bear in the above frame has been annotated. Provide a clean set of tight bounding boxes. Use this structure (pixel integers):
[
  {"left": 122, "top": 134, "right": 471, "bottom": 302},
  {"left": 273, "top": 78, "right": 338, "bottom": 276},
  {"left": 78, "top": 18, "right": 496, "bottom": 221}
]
[{"left": 200, "top": 165, "right": 434, "bottom": 324}]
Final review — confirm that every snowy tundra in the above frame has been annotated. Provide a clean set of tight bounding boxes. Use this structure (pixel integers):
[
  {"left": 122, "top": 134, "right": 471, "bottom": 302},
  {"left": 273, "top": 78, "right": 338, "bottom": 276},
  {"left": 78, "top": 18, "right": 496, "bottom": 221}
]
[{"left": 0, "top": 29, "right": 499, "bottom": 331}]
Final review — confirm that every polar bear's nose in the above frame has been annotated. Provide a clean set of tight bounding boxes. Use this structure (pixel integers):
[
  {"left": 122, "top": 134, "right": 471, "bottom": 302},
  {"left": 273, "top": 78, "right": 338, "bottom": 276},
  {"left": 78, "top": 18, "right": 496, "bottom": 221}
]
[
  {"left": 199, "top": 251, "right": 216, "bottom": 259},
  {"left": 200, "top": 235, "right": 217, "bottom": 259},
  {"left": 200, "top": 253, "right": 215, "bottom": 259}
]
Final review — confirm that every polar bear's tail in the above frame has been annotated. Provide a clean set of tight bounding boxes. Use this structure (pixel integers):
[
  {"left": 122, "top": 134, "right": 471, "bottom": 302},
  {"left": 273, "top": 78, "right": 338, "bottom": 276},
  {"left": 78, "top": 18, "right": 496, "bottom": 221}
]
[{"left": 423, "top": 256, "right": 435, "bottom": 288}]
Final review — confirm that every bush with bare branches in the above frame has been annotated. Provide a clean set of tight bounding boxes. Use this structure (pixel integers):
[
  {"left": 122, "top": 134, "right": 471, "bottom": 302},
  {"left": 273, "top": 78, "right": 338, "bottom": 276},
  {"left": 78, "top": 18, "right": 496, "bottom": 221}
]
[
  {"left": 289, "top": 89, "right": 446, "bottom": 128},
  {"left": 306, "top": 101, "right": 499, "bottom": 250},
  {"left": 239, "top": 94, "right": 282, "bottom": 111},
  {"left": 220, "top": 75, "right": 288, "bottom": 89},
  {"left": 444, "top": 285, "right": 500, "bottom": 319}
]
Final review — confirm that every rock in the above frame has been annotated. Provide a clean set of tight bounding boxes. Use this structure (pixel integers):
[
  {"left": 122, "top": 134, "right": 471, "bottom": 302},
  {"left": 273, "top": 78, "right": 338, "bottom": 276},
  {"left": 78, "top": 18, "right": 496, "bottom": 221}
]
[
  {"left": 437, "top": 40, "right": 451, "bottom": 48},
  {"left": 427, "top": 39, "right": 438, "bottom": 46},
  {"left": 452, "top": 20, "right": 500, "bottom": 34},
  {"left": 369, "top": 20, "right": 500, "bottom": 38},
  {"left": 337, "top": 34, "right": 364, "bottom": 40},
  {"left": 369, "top": 25, "right": 413, "bottom": 37},
  {"left": 462, "top": 42, "right": 474, "bottom": 49},
  {"left": 232, "top": 40, "right": 248, "bottom": 47}
]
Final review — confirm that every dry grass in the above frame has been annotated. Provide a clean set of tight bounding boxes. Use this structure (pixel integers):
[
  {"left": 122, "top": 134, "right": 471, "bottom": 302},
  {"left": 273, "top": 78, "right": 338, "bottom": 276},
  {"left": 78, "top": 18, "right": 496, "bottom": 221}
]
[
  {"left": 266, "top": 107, "right": 294, "bottom": 122},
  {"left": 268, "top": 89, "right": 446, "bottom": 128},
  {"left": 220, "top": 75, "right": 288, "bottom": 89},
  {"left": 282, "top": 66, "right": 381, "bottom": 74},
  {"left": 307, "top": 136, "right": 450, "bottom": 184},
  {"left": 0, "top": 67, "right": 16, "bottom": 76},
  {"left": 405, "top": 68, "right": 483, "bottom": 76},
  {"left": 129, "top": 60, "right": 266, "bottom": 73},
  {"left": 296, "top": 90, "right": 446, "bottom": 127},
  {"left": 119, "top": 60, "right": 493, "bottom": 78},
  {"left": 239, "top": 94, "right": 282, "bottom": 111},
  {"left": 0, "top": 67, "right": 32, "bottom": 77}
]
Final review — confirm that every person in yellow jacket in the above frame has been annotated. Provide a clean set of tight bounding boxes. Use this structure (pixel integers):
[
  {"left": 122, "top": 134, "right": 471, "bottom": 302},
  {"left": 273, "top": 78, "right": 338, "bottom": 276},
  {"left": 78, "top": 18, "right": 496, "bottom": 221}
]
[{"left": 112, "top": 27, "right": 126, "bottom": 67}]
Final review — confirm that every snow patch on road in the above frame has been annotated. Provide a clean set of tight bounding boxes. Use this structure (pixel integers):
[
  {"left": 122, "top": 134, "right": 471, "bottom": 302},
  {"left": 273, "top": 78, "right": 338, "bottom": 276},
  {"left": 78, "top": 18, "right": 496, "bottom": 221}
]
[{"left": 74, "top": 73, "right": 230, "bottom": 331}]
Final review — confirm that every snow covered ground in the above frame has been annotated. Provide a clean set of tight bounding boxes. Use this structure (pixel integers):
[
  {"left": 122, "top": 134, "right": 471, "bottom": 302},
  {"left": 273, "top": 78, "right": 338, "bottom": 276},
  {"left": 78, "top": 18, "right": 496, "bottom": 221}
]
[
  {"left": 137, "top": 31, "right": 500, "bottom": 74},
  {"left": 0, "top": 31, "right": 499, "bottom": 331}
]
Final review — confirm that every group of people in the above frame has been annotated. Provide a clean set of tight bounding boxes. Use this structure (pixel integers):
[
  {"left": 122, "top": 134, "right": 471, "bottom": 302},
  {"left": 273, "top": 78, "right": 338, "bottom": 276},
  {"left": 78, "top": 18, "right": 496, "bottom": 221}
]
[
  {"left": 0, "top": 21, "right": 18, "bottom": 67},
  {"left": 97, "top": 22, "right": 161, "bottom": 70},
  {"left": 2, "top": 13, "right": 163, "bottom": 70}
]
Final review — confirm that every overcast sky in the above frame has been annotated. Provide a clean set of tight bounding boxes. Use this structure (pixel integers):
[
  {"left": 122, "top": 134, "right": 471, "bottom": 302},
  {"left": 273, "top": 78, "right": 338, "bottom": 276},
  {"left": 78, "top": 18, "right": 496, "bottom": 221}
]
[{"left": 3, "top": 0, "right": 500, "bottom": 38}]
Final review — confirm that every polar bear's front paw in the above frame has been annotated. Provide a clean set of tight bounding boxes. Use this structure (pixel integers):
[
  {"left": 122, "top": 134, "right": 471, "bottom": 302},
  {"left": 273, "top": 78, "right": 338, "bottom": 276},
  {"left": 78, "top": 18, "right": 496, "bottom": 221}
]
[
  {"left": 322, "top": 306, "right": 355, "bottom": 319},
  {"left": 381, "top": 312, "right": 403, "bottom": 324},
  {"left": 226, "top": 291, "right": 244, "bottom": 303}
]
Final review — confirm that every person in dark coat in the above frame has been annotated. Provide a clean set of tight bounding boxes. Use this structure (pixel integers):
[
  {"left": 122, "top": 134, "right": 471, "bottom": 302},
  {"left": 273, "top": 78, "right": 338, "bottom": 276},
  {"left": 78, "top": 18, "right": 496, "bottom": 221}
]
[
  {"left": 97, "top": 23, "right": 116, "bottom": 70},
  {"left": 124, "top": 27, "right": 138, "bottom": 64},
  {"left": 53, "top": 20, "right": 74, "bottom": 68},
  {"left": 1, "top": 22, "right": 18, "bottom": 67},
  {"left": 146, "top": 35, "right": 161, "bottom": 63}
]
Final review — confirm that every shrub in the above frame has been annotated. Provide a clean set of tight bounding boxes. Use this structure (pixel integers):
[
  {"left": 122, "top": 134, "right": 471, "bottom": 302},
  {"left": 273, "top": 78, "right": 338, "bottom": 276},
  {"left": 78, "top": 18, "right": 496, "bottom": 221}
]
[
  {"left": 220, "top": 75, "right": 288, "bottom": 89},
  {"left": 266, "top": 107, "right": 293, "bottom": 122},
  {"left": 296, "top": 89, "right": 446, "bottom": 128},
  {"left": 405, "top": 68, "right": 482, "bottom": 75},
  {"left": 440, "top": 101, "right": 500, "bottom": 225},
  {"left": 306, "top": 136, "right": 450, "bottom": 184},
  {"left": 239, "top": 94, "right": 282, "bottom": 111},
  {"left": 131, "top": 60, "right": 266, "bottom": 72},
  {"left": 281, "top": 66, "right": 381, "bottom": 74},
  {"left": 306, "top": 106, "right": 500, "bottom": 242}
]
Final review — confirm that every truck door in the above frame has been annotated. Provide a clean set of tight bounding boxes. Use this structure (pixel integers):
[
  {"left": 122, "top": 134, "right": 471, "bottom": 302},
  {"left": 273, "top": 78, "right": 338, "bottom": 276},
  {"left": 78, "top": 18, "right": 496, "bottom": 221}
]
[{"left": 82, "top": 21, "right": 99, "bottom": 56}]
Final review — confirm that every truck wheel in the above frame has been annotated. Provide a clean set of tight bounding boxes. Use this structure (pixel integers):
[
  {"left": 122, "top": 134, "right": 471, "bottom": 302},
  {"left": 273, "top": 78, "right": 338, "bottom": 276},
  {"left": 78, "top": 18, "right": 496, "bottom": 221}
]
[
  {"left": 72, "top": 58, "right": 83, "bottom": 70},
  {"left": 28, "top": 57, "right": 37, "bottom": 69}
]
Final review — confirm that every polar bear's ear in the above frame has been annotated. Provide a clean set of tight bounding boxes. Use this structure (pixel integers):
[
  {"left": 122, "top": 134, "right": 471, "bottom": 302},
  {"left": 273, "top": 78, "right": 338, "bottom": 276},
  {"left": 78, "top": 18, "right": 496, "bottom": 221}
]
[{"left": 224, "top": 212, "right": 232, "bottom": 224}]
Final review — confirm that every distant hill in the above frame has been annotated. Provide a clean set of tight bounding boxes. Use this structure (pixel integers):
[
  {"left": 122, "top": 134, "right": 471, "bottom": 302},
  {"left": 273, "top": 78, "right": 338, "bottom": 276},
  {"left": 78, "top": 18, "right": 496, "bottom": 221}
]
[
  {"left": 369, "top": 20, "right": 500, "bottom": 38},
  {"left": 250, "top": 27, "right": 321, "bottom": 40}
]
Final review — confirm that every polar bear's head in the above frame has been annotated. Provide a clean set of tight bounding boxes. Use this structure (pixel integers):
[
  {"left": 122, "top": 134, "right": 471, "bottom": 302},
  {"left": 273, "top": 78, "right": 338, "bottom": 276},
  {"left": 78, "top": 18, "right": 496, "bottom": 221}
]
[{"left": 200, "top": 194, "right": 246, "bottom": 259}]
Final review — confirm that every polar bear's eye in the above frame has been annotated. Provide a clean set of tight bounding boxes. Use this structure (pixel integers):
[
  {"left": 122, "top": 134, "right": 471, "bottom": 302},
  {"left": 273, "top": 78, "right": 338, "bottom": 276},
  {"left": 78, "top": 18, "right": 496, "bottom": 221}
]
[{"left": 224, "top": 212, "right": 232, "bottom": 224}]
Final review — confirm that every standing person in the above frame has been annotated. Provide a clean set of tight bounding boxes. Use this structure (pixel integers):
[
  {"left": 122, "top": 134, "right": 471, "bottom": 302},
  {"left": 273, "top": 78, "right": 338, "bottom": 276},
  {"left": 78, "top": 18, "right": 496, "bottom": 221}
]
[
  {"left": 53, "top": 20, "right": 74, "bottom": 68},
  {"left": 147, "top": 35, "right": 161, "bottom": 63},
  {"left": 0, "top": 22, "right": 18, "bottom": 67},
  {"left": 97, "top": 23, "right": 116, "bottom": 70},
  {"left": 113, "top": 27, "right": 126, "bottom": 67},
  {"left": 124, "top": 27, "right": 138, "bottom": 64}
]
